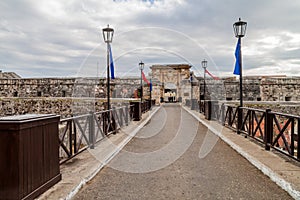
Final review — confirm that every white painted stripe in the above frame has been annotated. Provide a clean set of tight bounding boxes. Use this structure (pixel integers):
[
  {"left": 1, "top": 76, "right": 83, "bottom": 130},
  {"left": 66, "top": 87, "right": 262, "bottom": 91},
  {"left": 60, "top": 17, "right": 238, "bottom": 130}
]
[{"left": 182, "top": 106, "right": 300, "bottom": 200}]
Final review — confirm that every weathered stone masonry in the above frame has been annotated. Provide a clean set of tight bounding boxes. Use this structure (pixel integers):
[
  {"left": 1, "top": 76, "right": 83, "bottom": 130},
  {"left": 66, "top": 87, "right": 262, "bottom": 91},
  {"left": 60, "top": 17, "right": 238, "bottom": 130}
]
[
  {"left": 200, "top": 76, "right": 300, "bottom": 102},
  {"left": 0, "top": 70, "right": 299, "bottom": 102},
  {"left": 0, "top": 77, "right": 143, "bottom": 117},
  {"left": 0, "top": 68, "right": 300, "bottom": 117},
  {"left": 0, "top": 77, "right": 142, "bottom": 98},
  {"left": 260, "top": 77, "right": 300, "bottom": 101}
]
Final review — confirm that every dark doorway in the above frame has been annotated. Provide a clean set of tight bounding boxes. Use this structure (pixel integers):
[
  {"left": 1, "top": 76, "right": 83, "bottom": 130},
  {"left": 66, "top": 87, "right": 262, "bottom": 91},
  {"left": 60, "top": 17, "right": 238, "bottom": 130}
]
[{"left": 164, "top": 89, "right": 177, "bottom": 102}]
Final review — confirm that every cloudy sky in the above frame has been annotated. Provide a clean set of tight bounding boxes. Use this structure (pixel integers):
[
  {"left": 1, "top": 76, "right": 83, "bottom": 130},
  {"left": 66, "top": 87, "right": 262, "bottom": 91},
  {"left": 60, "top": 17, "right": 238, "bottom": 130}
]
[{"left": 1, "top": 0, "right": 300, "bottom": 78}]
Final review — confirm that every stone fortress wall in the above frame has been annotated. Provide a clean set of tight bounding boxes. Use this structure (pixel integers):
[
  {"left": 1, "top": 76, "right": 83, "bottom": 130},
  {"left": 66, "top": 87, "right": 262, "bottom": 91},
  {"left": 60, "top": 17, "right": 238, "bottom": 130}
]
[
  {"left": 0, "top": 77, "right": 143, "bottom": 99},
  {"left": 202, "top": 77, "right": 261, "bottom": 101},
  {"left": 200, "top": 76, "right": 300, "bottom": 102},
  {"left": 0, "top": 74, "right": 143, "bottom": 118},
  {"left": 0, "top": 97, "right": 134, "bottom": 118},
  {"left": 0, "top": 69, "right": 299, "bottom": 117},
  {"left": 0, "top": 71, "right": 298, "bottom": 102}
]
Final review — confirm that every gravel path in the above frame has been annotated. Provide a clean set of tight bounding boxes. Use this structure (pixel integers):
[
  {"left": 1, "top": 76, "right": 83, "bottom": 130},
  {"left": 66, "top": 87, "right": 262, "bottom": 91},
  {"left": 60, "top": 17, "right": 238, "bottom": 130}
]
[{"left": 73, "top": 104, "right": 292, "bottom": 200}]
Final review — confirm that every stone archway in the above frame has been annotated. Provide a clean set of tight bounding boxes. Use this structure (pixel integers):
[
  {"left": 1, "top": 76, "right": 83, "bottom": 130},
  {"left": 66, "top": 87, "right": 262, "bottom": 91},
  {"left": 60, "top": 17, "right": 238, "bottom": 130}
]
[{"left": 150, "top": 64, "right": 191, "bottom": 103}]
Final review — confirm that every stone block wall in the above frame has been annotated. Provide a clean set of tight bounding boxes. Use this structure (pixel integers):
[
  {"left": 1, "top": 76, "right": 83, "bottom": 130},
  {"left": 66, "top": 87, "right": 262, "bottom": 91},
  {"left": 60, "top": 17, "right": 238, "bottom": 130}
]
[
  {"left": 0, "top": 97, "right": 133, "bottom": 118},
  {"left": 0, "top": 77, "right": 141, "bottom": 99},
  {"left": 200, "top": 77, "right": 299, "bottom": 102},
  {"left": 0, "top": 98, "right": 73, "bottom": 118},
  {"left": 0, "top": 76, "right": 300, "bottom": 118},
  {"left": 260, "top": 77, "right": 300, "bottom": 101},
  {"left": 199, "top": 78, "right": 261, "bottom": 101},
  {"left": 0, "top": 78, "right": 75, "bottom": 97}
]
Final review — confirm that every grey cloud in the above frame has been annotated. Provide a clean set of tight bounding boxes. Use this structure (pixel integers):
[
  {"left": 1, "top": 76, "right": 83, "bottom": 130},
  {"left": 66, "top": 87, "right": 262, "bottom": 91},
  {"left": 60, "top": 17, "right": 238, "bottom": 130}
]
[{"left": 1, "top": 0, "right": 300, "bottom": 77}]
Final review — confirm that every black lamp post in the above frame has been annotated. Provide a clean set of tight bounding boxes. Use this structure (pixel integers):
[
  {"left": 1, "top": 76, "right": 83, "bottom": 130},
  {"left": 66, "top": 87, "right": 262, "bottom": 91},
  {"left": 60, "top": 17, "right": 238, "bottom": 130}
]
[
  {"left": 149, "top": 78, "right": 152, "bottom": 101},
  {"left": 201, "top": 59, "right": 207, "bottom": 113},
  {"left": 190, "top": 71, "right": 195, "bottom": 109},
  {"left": 190, "top": 71, "right": 193, "bottom": 98},
  {"left": 201, "top": 59, "right": 208, "bottom": 102},
  {"left": 102, "top": 24, "right": 114, "bottom": 111},
  {"left": 149, "top": 77, "right": 152, "bottom": 109},
  {"left": 139, "top": 61, "right": 144, "bottom": 102},
  {"left": 233, "top": 18, "right": 247, "bottom": 107}
]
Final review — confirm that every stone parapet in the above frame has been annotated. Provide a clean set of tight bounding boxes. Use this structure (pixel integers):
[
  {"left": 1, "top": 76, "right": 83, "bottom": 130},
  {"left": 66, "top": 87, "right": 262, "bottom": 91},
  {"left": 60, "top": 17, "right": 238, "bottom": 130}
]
[
  {"left": 0, "top": 97, "right": 134, "bottom": 118},
  {"left": 0, "top": 76, "right": 299, "bottom": 103}
]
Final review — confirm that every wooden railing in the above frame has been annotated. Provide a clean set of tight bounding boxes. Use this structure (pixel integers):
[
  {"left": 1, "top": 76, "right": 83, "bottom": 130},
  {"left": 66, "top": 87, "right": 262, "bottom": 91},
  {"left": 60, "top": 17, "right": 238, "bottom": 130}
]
[
  {"left": 194, "top": 101, "right": 300, "bottom": 161},
  {"left": 58, "top": 105, "right": 134, "bottom": 164},
  {"left": 58, "top": 100, "right": 156, "bottom": 164},
  {"left": 141, "top": 99, "right": 155, "bottom": 113}
]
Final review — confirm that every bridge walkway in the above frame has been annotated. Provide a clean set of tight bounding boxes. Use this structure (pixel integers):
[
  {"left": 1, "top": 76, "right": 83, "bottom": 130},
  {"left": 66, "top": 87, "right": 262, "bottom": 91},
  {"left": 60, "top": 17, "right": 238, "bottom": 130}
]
[{"left": 72, "top": 104, "right": 292, "bottom": 200}]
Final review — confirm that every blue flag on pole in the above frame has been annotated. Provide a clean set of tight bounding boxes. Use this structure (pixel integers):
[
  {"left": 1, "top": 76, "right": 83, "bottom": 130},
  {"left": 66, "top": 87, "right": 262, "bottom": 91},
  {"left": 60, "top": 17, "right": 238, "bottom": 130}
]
[
  {"left": 233, "top": 38, "right": 241, "bottom": 75},
  {"left": 108, "top": 44, "right": 115, "bottom": 79},
  {"left": 150, "top": 79, "right": 152, "bottom": 92}
]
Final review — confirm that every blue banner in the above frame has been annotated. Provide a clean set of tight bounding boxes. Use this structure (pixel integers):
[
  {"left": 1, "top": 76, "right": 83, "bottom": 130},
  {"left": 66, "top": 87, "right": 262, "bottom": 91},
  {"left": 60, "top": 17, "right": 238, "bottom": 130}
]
[
  {"left": 233, "top": 38, "right": 241, "bottom": 75},
  {"left": 109, "top": 44, "right": 115, "bottom": 79}
]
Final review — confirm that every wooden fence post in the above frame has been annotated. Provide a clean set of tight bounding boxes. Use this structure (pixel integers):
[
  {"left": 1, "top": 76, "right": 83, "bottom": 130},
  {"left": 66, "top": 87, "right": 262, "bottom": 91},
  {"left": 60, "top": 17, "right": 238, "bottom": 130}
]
[
  {"left": 237, "top": 106, "right": 242, "bottom": 134},
  {"left": 89, "top": 112, "right": 95, "bottom": 149},
  {"left": 130, "top": 102, "right": 141, "bottom": 121},
  {"left": 265, "top": 109, "right": 273, "bottom": 151},
  {"left": 297, "top": 118, "right": 300, "bottom": 160}
]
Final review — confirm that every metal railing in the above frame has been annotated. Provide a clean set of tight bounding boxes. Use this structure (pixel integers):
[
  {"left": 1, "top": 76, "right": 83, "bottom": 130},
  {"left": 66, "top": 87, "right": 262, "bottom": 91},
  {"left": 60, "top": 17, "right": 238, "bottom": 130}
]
[
  {"left": 200, "top": 101, "right": 300, "bottom": 161},
  {"left": 141, "top": 100, "right": 155, "bottom": 113},
  {"left": 58, "top": 105, "right": 134, "bottom": 164},
  {"left": 199, "top": 101, "right": 205, "bottom": 113}
]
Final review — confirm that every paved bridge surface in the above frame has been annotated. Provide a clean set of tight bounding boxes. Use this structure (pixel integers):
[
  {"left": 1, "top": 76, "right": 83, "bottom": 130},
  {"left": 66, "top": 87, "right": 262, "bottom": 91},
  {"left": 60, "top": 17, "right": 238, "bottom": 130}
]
[{"left": 73, "top": 104, "right": 292, "bottom": 200}]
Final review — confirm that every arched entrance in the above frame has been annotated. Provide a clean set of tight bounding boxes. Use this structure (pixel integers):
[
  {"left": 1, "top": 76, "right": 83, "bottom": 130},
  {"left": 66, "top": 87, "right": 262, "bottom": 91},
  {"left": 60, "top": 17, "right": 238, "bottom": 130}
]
[
  {"left": 164, "top": 82, "right": 177, "bottom": 102},
  {"left": 150, "top": 64, "right": 191, "bottom": 104}
]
